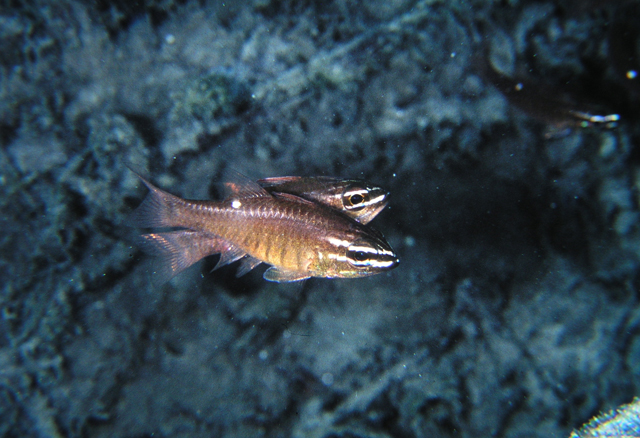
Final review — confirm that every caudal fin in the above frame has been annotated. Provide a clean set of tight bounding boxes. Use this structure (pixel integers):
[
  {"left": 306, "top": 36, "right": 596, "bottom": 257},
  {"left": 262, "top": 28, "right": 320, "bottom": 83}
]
[
  {"left": 139, "top": 230, "right": 233, "bottom": 285},
  {"left": 127, "top": 171, "right": 183, "bottom": 228}
]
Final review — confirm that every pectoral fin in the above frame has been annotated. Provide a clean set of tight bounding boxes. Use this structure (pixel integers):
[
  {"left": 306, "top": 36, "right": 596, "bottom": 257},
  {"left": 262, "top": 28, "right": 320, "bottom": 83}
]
[{"left": 263, "top": 267, "right": 310, "bottom": 282}]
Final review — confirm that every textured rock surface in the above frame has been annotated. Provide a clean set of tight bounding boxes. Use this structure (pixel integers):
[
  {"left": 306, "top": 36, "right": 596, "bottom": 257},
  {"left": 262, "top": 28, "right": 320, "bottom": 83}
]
[{"left": 1, "top": 0, "right": 639, "bottom": 437}]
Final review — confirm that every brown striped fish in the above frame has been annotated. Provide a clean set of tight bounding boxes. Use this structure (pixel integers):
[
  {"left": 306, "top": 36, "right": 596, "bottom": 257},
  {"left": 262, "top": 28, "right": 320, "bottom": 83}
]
[
  {"left": 257, "top": 176, "right": 388, "bottom": 224},
  {"left": 129, "top": 171, "right": 399, "bottom": 283}
]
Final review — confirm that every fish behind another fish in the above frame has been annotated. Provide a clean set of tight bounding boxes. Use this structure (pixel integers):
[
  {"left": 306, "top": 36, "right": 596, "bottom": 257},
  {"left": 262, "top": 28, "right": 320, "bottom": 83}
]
[{"left": 257, "top": 176, "right": 388, "bottom": 224}]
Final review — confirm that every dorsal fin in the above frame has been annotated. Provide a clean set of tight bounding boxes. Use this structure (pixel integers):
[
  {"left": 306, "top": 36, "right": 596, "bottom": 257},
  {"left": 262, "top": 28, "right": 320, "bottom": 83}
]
[{"left": 222, "top": 170, "right": 271, "bottom": 200}]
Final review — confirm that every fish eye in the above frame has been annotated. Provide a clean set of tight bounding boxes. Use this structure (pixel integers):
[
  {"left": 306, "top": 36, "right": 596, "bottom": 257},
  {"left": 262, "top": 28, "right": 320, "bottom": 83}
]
[
  {"left": 349, "top": 193, "right": 365, "bottom": 206},
  {"left": 346, "top": 241, "right": 379, "bottom": 267},
  {"left": 343, "top": 188, "right": 369, "bottom": 210},
  {"left": 352, "top": 251, "right": 369, "bottom": 262},
  {"left": 346, "top": 238, "right": 398, "bottom": 270}
]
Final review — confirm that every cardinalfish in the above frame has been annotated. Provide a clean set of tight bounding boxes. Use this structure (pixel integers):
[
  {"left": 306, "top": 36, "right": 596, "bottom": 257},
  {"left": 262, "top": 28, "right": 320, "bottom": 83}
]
[
  {"left": 257, "top": 176, "right": 388, "bottom": 224},
  {"left": 128, "top": 171, "right": 399, "bottom": 283},
  {"left": 478, "top": 52, "right": 620, "bottom": 138}
]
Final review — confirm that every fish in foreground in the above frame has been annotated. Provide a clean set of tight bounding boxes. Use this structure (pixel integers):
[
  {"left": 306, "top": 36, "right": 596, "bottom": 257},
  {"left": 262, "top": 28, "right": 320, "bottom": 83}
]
[{"left": 129, "top": 171, "right": 399, "bottom": 283}]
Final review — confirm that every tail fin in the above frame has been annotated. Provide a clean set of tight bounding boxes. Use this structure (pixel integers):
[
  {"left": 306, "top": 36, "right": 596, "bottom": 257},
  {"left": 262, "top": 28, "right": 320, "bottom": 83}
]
[
  {"left": 128, "top": 172, "right": 183, "bottom": 228},
  {"left": 138, "top": 230, "right": 233, "bottom": 285}
]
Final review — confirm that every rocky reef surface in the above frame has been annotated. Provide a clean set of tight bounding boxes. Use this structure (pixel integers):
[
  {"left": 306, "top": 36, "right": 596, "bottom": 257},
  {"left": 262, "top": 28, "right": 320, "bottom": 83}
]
[{"left": 1, "top": 0, "right": 639, "bottom": 437}]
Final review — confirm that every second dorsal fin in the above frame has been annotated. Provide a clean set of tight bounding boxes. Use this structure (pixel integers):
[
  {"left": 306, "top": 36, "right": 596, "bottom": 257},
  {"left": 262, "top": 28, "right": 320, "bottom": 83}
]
[{"left": 222, "top": 170, "right": 271, "bottom": 200}]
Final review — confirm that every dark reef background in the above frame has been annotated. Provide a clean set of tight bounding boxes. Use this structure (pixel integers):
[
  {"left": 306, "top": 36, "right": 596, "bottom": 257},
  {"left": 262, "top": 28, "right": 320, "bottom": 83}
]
[{"left": 1, "top": 0, "right": 640, "bottom": 437}]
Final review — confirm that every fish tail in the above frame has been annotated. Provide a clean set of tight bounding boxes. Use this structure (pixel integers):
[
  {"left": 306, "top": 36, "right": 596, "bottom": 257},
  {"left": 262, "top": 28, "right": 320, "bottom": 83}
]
[
  {"left": 138, "top": 230, "right": 230, "bottom": 285},
  {"left": 128, "top": 172, "right": 183, "bottom": 228}
]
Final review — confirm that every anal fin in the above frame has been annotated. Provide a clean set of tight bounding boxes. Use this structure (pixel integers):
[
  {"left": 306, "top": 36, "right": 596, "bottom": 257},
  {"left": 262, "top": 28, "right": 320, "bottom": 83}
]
[
  {"left": 212, "top": 245, "right": 247, "bottom": 271},
  {"left": 236, "top": 256, "right": 262, "bottom": 277}
]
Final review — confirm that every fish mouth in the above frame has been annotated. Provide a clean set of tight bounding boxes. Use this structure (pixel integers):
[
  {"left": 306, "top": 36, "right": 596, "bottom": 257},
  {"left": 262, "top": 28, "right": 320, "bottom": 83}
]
[
  {"left": 357, "top": 198, "right": 389, "bottom": 224},
  {"left": 375, "top": 236, "right": 399, "bottom": 271},
  {"left": 374, "top": 247, "right": 399, "bottom": 271},
  {"left": 343, "top": 253, "right": 399, "bottom": 277}
]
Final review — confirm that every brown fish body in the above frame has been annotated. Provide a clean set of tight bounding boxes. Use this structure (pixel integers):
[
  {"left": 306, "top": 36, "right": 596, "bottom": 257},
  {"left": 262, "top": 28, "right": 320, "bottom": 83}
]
[{"left": 130, "top": 172, "right": 398, "bottom": 283}]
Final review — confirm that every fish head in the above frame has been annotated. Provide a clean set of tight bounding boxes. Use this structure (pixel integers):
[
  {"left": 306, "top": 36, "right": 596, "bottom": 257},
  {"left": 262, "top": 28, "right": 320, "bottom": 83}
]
[
  {"left": 322, "top": 229, "right": 399, "bottom": 278},
  {"left": 258, "top": 176, "right": 389, "bottom": 224},
  {"left": 338, "top": 181, "right": 389, "bottom": 224}
]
